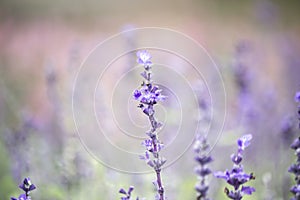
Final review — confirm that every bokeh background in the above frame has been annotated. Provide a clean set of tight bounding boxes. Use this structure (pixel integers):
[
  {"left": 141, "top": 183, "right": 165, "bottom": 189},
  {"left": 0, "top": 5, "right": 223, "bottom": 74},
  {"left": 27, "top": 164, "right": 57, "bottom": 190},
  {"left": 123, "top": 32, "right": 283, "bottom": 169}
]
[{"left": 1, "top": 0, "right": 300, "bottom": 199}]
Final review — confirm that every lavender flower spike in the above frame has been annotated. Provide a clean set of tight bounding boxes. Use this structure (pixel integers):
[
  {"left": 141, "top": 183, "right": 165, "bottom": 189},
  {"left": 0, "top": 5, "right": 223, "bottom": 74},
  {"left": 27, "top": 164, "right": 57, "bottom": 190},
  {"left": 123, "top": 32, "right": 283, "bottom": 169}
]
[
  {"left": 134, "top": 50, "right": 166, "bottom": 200},
  {"left": 288, "top": 91, "right": 300, "bottom": 199},
  {"left": 296, "top": 91, "right": 300, "bottom": 129},
  {"left": 194, "top": 136, "right": 213, "bottom": 200},
  {"left": 214, "top": 134, "right": 255, "bottom": 199}
]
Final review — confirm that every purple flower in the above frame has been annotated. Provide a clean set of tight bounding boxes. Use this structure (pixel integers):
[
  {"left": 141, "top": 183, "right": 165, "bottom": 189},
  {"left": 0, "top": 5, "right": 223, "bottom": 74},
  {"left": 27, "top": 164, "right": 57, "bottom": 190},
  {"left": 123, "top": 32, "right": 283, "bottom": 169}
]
[
  {"left": 137, "top": 50, "right": 152, "bottom": 67},
  {"left": 193, "top": 136, "right": 213, "bottom": 199},
  {"left": 11, "top": 194, "right": 27, "bottom": 200},
  {"left": 119, "top": 186, "right": 139, "bottom": 200},
  {"left": 194, "top": 155, "right": 213, "bottom": 166},
  {"left": 195, "top": 184, "right": 209, "bottom": 196},
  {"left": 290, "top": 185, "right": 300, "bottom": 195},
  {"left": 137, "top": 84, "right": 165, "bottom": 105},
  {"left": 231, "top": 153, "right": 243, "bottom": 165},
  {"left": 289, "top": 92, "right": 300, "bottom": 199},
  {"left": 241, "top": 186, "right": 255, "bottom": 195},
  {"left": 289, "top": 138, "right": 300, "bottom": 197},
  {"left": 133, "top": 50, "right": 166, "bottom": 199},
  {"left": 133, "top": 90, "right": 142, "bottom": 100},
  {"left": 11, "top": 178, "right": 36, "bottom": 200},
  {"left": 295, "top": 91, "right": 300, "bottom": 103},
  {"left": 195, "top": 167, "right": 212, "bottom": 177},
  {"left": 214, "top": 168, "right": 254, "bottom": 190},
  {"left": 19, "top": 178, "right": 36, "bottom": 193},
  {"left": 142, "top": 105, "right": 154, "bottom": 116},
  {"left": 237, "top": 134, "right": 252, "bottom": 151},
  {"left": 214, "top": 134, "right": 255, "bottom": 199},
  {"left": 214, "top": 170, "right": 230, "bottom": 180},
  {"left": 142, "top": 139, "right": 153, "bottom": 151},
  {"left": 291, "top": 137, "right": 300, "bottom": 150}
]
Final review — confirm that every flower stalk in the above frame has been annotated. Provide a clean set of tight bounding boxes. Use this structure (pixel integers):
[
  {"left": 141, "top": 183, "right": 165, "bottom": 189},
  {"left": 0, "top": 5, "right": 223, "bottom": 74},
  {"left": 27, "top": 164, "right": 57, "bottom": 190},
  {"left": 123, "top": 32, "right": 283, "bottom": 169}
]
[
  {"left": 134, "top": 50, "right": 166, "bottom": 200},
  {"left": 288, "top": 91, "right": 300, "bottom": 199},
  {"left": 194, "top": 136, "right": 213, "bottom": 200},
  {"left": 214, "top": 134, "right": 255, "bottom": 200}
]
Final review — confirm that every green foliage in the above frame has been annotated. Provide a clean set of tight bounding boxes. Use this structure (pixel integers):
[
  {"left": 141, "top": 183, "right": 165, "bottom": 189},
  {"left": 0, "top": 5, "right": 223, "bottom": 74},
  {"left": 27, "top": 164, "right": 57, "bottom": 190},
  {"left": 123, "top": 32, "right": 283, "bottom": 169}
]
[
  {"left": 177, "top": 177, "right": 196, "bottom": 199},
  {"left": 0, "top": 140, "right": 15, "bottom": 199},
  {"left": 36, "top": 184, "right": 67, "bottom": 200}
]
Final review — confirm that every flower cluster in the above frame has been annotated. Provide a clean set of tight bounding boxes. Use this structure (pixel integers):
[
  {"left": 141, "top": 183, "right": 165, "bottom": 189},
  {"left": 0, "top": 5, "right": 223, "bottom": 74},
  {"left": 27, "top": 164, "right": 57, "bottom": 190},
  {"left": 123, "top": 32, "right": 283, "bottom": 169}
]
[
  {"left": 134, "top": 50, "right": 166, "bottom": 200},
  {"left": 194, "top": 136, "right": 213, "bottom": 200},
  {"left": 119, "top": 186, "right": 139, "bottom": 200},
  {"left": 288, "top": 91, "right": 300, "bottom": 199},
  {"left": 11, "top": 178, "right": 36, "bottom": 200},
  {"left": 133, "top": 51, "right": 166, "bottom": 116},
  {"left": 214, "top": 134, "right": 255, "bottom": 200}
]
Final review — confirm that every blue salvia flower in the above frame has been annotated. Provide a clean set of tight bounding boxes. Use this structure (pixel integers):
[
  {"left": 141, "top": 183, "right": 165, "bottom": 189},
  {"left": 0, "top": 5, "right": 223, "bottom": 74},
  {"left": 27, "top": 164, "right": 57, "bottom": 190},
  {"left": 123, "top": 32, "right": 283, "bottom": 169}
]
[
  {"left": 11, "top": 177, "right": 36, "bottom": 200},
  {"left": 119, "top": 186, "right": 139, "bottom": 200},
  {"left": 214, "top": 134, "right": 255, "bottom": 200},
  {"left": 288, "top": 91, "right": 300, "bottom": 199},
  {"left": 194, "top": 136, "right": 213, "bottom": 200},
  {"left": 134, "top": 50, "right": 166, "bottom": 200}
]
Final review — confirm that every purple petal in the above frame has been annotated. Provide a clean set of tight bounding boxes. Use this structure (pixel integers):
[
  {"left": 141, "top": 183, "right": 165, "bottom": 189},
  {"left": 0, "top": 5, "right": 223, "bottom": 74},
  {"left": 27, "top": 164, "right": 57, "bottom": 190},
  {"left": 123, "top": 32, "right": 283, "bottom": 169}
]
[
  {"left": 18, "top": 194, "right": 27, "bottom": 200},
  {"left": 295, "top": 91, "right": 300, "bottom": 103},
  {"left": 241, "top": 186, "right": 255, "bottom": 195},
  {"left": 237, "top": 134, "right": 252, "bottom": 150},
  {"left": 231, "top": 153, "right": 242, "bottom": 165},
  {"left": 214, "top": 171, "right": 229, "bottom": 180},
  {"left": 133, "top": 90, "right": 142, "bottom": 100},
  {"left": 128, "top": 186, "right": 134, "bottom": 195},
  {"left": 136, "top": 50, "right": 152, "bottom": 65},
  {"left": 291, "top": 137, "right": 300, "bottom": 150},
  {"left": 147, "top": 160, "right": 155, "bottom": 167},
  {"left": 29, "top": 184, "right": 36, "bottom": 191},
  {"left": 290, "top": 185, "right": 300, "bottom": 194},
  {"left": 119, "top": 188, "right": 127, "bottom": 195}
]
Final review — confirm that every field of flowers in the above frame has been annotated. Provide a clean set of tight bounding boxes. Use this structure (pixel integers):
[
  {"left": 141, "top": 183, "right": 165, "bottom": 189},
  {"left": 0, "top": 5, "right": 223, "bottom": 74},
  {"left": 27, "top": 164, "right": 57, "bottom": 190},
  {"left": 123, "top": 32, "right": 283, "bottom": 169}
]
[{"left": 0, "top": 1, "right": 300, "bottom": 200}]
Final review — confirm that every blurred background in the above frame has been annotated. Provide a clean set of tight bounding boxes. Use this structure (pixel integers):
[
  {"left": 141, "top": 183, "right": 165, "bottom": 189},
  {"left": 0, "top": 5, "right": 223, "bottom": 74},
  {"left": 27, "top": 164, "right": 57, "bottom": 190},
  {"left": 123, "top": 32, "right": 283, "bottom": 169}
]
[{"left": 0, "top": 0, "right": 300, "bottom": 199}]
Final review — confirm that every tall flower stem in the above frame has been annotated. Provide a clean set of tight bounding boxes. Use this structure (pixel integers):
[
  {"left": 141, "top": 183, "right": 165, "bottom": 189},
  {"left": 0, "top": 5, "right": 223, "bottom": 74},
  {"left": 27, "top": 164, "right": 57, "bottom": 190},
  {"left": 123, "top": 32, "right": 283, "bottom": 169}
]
[
  {"left": 149, "top": 113, "right": 164, "bottom": 199},
  {"left": 288, "top": 91, "right": 300, "bottom": 199},
  {"left": 133, "top": 50, "right": 166, "bottom": 200}
]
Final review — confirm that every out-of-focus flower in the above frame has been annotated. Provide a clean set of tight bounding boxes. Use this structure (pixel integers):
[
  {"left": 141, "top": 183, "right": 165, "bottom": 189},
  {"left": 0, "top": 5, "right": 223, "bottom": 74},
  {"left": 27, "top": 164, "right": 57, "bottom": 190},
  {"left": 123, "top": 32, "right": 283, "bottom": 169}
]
[
  {"left": 295, "top": 91, "right": 300, "bottom": 129},
  {"left": 294, "top": 91, "right": 300, "bottom": 103},
  {"left": 194, "top": 136, "right": 213, "bottom": 200}
]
